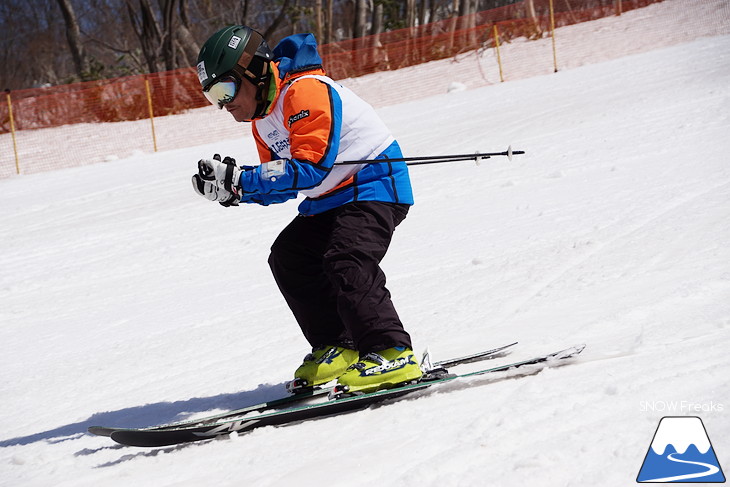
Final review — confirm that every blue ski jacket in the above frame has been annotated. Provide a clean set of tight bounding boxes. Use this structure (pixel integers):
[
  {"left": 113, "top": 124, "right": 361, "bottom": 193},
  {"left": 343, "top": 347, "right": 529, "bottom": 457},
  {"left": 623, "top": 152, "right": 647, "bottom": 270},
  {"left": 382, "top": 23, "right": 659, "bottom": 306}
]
[{"left": 237, "top": 33, "right": 414, "bottom": 215}]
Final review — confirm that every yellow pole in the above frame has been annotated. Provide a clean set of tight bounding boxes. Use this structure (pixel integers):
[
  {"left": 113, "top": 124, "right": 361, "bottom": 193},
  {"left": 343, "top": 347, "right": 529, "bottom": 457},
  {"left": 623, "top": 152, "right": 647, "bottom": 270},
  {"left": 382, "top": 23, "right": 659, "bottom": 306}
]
[
  {"left": 493, "top": 24, "right": 505, "bottom": 83},
  {"left": 5, "top": 91, "right": 20, "bottom": 175},
  {"left": 549, "top": 0, "right": 558, "bottom": 73},
  {"left": 144, "top": 78, "right": 158, "bottom": 152}
]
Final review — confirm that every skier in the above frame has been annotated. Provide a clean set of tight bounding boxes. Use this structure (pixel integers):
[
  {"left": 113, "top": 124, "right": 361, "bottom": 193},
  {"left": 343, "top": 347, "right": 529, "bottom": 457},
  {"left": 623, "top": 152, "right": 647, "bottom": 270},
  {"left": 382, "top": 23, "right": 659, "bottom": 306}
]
[{"left": 192, "top": 26, "right": 422, "bottom": 394}]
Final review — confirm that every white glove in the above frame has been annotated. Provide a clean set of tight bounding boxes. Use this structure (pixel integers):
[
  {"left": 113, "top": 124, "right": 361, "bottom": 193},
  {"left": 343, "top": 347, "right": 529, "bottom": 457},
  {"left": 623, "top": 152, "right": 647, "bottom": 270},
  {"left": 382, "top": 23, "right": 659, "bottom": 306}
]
[
  {"left": 196, "top": 154, "right": 243, "bottom": 196},
  {"left": 192, "top": 154, "right": 245, "bottom": 207},
  {"left": 191, "top": 175, "right": 239, "bottom": 206}
]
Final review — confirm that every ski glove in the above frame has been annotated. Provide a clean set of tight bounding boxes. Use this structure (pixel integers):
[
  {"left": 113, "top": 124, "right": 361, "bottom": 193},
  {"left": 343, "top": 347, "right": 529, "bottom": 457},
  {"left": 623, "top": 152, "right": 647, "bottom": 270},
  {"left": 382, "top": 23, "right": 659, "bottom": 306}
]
[
  {"left": 197, "top": 154, "right": 243, "bottom": 195},
  {"left": 192, "top": 175, "right": 239, "bottom": 207},
  {"left": 192, "top": 154, "right": 249, "bottom": 207}
]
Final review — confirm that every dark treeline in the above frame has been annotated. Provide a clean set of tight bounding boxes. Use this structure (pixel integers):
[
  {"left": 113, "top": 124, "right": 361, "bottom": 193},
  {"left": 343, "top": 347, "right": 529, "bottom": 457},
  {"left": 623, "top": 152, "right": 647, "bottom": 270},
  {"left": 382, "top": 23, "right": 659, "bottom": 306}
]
[{"left": 1, "top": 0, "right": 524, "bottom": 90}]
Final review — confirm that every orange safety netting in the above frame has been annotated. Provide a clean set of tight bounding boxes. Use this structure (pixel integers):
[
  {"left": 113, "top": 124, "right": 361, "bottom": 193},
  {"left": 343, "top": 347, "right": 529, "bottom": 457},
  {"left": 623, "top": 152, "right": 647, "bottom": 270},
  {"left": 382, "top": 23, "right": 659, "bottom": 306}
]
[
  {"left": 1, "top": 0, "right": 680, "bottom": 177},
  {"left": 1, "top": 0, "right": 657, "bottom": 134},
  {"left": 320, "top": 0, "right": 647, "bottom": 79},
  {"left": 1, "top": 68, "right": 206, "bottom": 132}
]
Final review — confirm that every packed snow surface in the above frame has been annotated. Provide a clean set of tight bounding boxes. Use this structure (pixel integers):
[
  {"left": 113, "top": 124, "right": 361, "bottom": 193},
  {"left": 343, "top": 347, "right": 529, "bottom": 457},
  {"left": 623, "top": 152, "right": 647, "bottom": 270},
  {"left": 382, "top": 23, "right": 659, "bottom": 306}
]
[{"left": 1, "top": 17, "right": 729, "bottom": 487}]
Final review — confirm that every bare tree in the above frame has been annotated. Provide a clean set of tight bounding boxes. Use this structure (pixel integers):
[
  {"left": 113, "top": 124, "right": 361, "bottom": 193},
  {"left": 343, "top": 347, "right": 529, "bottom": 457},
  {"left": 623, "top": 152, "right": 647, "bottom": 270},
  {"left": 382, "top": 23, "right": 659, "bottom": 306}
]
[
  {"left": 371, "top": 1, "right": 383, "bottom": 35},
  {"left": 56, "top": 0, "right": 89, "bottom": 79},
  {"left": 126, "top": 0, "right": 164, "bottom": 73},
  {"left": 406, "top": 0, "right": 417, "bottom": 28},
  {"left": 324, "top": 0, "right": 333, "bottom": 44},
  {"left": 525, "top": 0, "right": 544, "bottom": 38},
  {"left": 313, "top": 0, "right": 324, "bottom": 41},
  {"left": 419, "top": 0, "right": 430, "bottom": 26},
  {"left": 262, "top": 0, "right": 293, "bottom": 40},
  {"left": 4, "top": 0, "right": 553, "bottom": 90},
  {"left": 123, "top": 0, "right": 201, "bottom": 73},
  {"left": 0, "top": 0, "right": 75, "bottom": 89},
  {"left": 176, "top": 0, "right": 201, "bottom": 66},
  {"left": 354, "top": 0, "right": 368, "bottom": 38}
]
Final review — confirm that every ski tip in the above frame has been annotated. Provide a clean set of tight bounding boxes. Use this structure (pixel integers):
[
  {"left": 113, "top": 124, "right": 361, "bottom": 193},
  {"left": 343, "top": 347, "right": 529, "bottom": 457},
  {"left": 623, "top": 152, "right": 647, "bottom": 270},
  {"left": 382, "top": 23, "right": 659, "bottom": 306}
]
[
  {"left": 555, "top": 344, "right": 586, "bottom": 360},
  {"left": 88, "top": 426, "right": 118, "bottom": 437}
]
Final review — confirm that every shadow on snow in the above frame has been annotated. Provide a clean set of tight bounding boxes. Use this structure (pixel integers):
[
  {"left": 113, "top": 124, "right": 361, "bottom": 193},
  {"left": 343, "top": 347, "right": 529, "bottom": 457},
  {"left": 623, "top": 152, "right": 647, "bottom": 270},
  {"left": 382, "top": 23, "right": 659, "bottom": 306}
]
[
  {"left": 1, "top": 359, "right": 576, "bottom": 450},
  {"left": 0, "top": 382, "right": 286, "bottom": 447}
]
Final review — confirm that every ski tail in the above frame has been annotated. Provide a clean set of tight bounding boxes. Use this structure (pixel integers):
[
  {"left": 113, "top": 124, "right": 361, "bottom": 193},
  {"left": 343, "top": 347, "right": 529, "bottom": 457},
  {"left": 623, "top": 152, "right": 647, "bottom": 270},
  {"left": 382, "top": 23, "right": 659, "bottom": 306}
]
[{"left": 428, "top": 341, "right": 518, "bottom": 370}]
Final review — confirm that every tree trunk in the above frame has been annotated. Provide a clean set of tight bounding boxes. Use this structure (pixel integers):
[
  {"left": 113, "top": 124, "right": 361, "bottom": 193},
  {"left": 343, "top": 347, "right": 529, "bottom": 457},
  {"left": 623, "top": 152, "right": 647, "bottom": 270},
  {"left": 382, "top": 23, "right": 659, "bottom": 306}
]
[
  {"left": 263, "top": 0, "right": 291, "bottom": 40},
  {"left": 126, "top": 0, "right": 163, "bottom": 73},
  {"left": 240, "top": 0, "right": 249, "bottom": 25},
  {"left": 371, "top": 2, "right": 383, "bottom": 36},
  {"left": 55, "top": 0, "right": 88, "bottom": 79},
  {"left": 448, "top": 0, "right": 461, "bottom": 53},
  {"left": 406, "top": 0, "right": 417, "bottom": 28},
  {"left": 324, "top": 0, "right": 333, "bottom": 44},
  {"left": 354, "top": 0, "right": 368, "bottom": 39},
  {"left": 176, "top": 0, "right": 200, "bottom": 66},
  {"left": 419, "top": 0, "right": 430, "bottom": 26},
  {"left": 161, "top": 0, "right": 176, "bottom": 71},
  {"left": 525, "top": 0, "right": 543, "bottom": 38},
  {"left": 314, "top": 0, "right": 323, "bottom": 42}
]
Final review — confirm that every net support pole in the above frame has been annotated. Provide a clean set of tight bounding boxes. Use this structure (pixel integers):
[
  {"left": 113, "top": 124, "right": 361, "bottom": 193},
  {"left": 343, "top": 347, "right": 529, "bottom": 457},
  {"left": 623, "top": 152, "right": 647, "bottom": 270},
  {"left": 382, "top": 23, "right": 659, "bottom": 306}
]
[
  {"left": 549, "top": 0, "right": 558, "bottom": 73},
  {"left": 493, "top": 24, "right": 505, "bottom": 82},
  {"left": 145, "top": 78, "right": 158, "bottom": 152},
  {"left": 5, "top": 91, "right": 20, "bottom": 175}
]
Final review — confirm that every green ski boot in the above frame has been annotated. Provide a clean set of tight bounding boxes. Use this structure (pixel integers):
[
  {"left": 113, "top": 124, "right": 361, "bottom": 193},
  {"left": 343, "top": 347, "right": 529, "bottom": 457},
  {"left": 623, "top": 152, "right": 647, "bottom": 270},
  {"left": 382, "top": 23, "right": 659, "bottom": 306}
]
[
  {"left": 288, "top": 345, "right": 359, "bottom": 392},
  {"left": 336, "top": 347, "right": 423, "bottom": 394}
]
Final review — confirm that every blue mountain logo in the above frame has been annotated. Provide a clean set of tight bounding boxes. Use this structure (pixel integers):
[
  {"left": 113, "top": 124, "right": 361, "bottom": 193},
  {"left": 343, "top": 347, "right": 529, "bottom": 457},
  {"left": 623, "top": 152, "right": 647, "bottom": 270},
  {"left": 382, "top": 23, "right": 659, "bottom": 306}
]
[{"left": 637, "top": 416, "right": 725, "bottom": 483}]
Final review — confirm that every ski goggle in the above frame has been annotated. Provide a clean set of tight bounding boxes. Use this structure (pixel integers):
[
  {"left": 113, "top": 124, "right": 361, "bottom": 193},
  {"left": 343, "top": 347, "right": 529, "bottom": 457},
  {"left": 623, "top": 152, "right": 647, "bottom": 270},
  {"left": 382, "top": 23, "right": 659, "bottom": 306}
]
[{"left": 203, "top": 75, "right": 241, "bottom": 109}]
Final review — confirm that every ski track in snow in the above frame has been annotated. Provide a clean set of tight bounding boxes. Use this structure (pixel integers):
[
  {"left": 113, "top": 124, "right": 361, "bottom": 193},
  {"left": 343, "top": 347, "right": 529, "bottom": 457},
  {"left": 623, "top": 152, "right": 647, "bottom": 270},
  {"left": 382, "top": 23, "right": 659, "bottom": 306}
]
[{"left": 1, "top": 3, "right": 730, "bottom": 487}]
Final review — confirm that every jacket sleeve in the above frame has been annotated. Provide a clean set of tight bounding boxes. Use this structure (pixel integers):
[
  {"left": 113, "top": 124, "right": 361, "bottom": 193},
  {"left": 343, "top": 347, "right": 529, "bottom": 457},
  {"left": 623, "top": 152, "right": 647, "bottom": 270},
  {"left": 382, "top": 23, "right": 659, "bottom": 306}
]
[
  {"left": 239, "top": 78, "right": 342, "bottom": 196},
  {"left": 239, "top": 192, "right": 298, "bottom": 206}
]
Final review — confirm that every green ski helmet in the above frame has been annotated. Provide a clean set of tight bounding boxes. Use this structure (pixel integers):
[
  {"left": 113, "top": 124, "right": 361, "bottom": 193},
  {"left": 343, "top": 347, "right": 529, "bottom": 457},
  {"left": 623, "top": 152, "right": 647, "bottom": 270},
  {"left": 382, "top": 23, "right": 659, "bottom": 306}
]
[{"left": 197, "top": 25, "right": 275, "bottom": 119}]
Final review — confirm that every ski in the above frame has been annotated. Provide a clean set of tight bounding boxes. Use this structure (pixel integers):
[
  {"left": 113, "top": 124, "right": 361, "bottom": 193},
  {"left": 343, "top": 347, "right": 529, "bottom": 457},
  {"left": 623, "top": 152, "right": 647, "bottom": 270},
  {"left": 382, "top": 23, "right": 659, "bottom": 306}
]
[
  {"left": 430, "top": 341, "right": 517, "bottom": 369},
  {"left": 103, "top": 344, "right": 583, "bottom": 447},
  {"left": 88, "top": 341, "right": 517, "bottom": 438},
  {"left": 86, "top": 387, "right": 328, "bottom": 438}
]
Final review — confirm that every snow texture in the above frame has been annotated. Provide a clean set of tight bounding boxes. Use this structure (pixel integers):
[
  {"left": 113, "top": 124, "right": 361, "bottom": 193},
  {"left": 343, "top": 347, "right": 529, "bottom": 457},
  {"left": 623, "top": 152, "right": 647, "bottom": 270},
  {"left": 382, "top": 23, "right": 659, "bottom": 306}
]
[{"left": 1, "top": 3, "right": 729, "bottom": 487}]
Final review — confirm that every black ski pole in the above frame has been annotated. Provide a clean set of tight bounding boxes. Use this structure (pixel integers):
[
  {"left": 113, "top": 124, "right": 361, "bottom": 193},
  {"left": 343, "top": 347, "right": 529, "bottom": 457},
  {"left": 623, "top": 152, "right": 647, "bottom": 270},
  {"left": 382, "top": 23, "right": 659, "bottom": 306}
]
[{"left": 333, "top": 146, "right": 525, "bottom": 166}]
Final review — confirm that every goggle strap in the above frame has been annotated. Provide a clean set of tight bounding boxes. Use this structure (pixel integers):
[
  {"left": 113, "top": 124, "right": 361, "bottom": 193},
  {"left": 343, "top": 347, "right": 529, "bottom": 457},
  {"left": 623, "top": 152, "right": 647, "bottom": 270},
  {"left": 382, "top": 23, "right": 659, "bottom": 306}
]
[{"left": 238, "top": 30, "right": 264, "bottom": 79}]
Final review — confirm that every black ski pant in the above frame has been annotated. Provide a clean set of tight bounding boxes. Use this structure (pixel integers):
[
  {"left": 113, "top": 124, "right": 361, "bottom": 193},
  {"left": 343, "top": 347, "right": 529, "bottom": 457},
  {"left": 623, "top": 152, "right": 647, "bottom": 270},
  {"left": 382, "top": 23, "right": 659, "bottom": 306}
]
[{"left": 268, "top": 201, "right": 413, "bottom": 354}]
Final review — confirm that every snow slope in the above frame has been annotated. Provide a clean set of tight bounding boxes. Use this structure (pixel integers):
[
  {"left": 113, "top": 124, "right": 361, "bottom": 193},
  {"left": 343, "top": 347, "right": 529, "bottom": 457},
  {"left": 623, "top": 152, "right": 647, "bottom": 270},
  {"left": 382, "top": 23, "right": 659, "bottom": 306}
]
[{"left": 1, "top": 33, "right": 729, "bottom": 487}]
